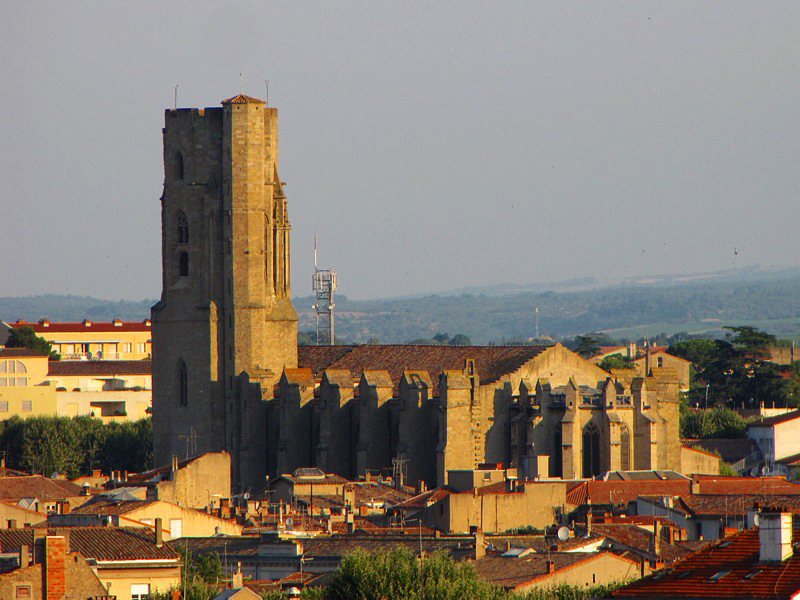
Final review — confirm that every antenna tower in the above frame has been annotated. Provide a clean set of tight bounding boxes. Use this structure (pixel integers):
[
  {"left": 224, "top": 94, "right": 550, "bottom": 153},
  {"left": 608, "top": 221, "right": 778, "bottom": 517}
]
[{"left": 312, "top": 237, "right": 337, "bottom": 345}]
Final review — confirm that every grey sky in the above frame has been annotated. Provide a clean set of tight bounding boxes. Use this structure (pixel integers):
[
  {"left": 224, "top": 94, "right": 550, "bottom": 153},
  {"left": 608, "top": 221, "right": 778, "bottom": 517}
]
[{"left": 2, "top": 2, "right": 799, "bottom": 301}]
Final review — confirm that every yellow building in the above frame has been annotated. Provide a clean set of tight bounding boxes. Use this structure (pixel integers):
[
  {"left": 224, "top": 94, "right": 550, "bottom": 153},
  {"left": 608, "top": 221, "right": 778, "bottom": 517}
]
[
  {"left": 0, "top": 348, "right": 151, "bottom": 422},
  {"left": 7, "top": 319, "right": 152, "bottom": 361}
]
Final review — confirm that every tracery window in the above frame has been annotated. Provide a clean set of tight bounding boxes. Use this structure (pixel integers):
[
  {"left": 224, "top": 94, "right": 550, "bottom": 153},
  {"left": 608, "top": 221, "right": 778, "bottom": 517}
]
[{"left": 177, "top": 212, "right": 189, "bottom": 244}]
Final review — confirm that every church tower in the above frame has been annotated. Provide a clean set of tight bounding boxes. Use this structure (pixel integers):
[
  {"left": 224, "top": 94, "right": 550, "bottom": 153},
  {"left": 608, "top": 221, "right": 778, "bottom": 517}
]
[{"left": 152, "top": 94, "right": 298, "bottom": 490}]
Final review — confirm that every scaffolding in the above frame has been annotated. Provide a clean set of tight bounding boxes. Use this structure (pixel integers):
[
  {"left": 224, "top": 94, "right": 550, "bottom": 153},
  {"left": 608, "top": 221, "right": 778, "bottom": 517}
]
[{"left": 311, "top": 237, "right": 337, "bottom": 345}]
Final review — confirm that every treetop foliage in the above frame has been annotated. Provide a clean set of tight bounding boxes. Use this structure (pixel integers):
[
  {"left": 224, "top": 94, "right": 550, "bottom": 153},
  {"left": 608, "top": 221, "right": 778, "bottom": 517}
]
[
  {"left": 0, "top": 416, "right": 152, "bottom": 478},
  {"left": 4, "top": 326, "right": 60, "bottom": 360}
]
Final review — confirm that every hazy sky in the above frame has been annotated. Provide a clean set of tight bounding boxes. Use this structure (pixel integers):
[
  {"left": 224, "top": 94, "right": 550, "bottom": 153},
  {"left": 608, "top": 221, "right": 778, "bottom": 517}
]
[{"left": 3, "top": 2, "right": 799, "bottom": 301}]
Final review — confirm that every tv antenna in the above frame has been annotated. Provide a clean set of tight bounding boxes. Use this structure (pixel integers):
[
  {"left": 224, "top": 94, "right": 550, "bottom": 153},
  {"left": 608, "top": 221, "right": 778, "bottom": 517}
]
[
  {"left": 311, "top": 236, "right": 337, "bottom": 345},
  {"left": 265, "top": 80, "right": 269, "bottom": 106},
  {"left": 178, "top": 427, "right": 198, "bottom": 459},
  {"left": 535, "top": 307, "right": 540, "bottom": 340},
  {"left": 174, "top": 84, "right": 178, "bottom": 110}
]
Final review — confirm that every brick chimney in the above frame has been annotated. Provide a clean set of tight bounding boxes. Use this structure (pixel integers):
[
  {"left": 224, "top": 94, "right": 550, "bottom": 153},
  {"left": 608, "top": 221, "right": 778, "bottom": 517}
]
[
  {"left": 546, "top": 560, "right": 555, "bottom": 574},
  {"left": 44, "top": 536, "right": 67, "bottom": 600},
  {"left": 759, "top": 509, "right": 792, "bottom": 562}
]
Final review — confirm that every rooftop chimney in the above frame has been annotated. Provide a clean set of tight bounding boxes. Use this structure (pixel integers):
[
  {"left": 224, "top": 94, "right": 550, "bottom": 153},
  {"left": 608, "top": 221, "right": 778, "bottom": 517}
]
[
  {"left": 155, "top": 517, "right": 163, "bottom": 547},
  {"left": 44, "top": 536, "right": 67, "bottom": 600},
  {"left": 759, "top": 510, "right": 792, "bottom": 562},
  {"left": 546, "top": 560, "right": 556, "bottom": 574},
  {"left": 171, "top": 455, "right": 179, "bottom": 480},
  {"left": 472, "top": 528, "right": 485, "bottom": 559}
]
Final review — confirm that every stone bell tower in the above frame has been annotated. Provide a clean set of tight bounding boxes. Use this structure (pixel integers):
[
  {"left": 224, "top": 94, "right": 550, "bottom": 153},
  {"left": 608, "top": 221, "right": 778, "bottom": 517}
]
[{"left": 152, "top": 94, "right": 298, "bottom": 490}]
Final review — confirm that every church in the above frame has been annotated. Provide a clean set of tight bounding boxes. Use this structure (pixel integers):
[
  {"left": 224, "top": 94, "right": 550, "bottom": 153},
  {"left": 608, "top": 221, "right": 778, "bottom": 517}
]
[{"left": 151, "top": 95, "right": 682, "bottom": 492}]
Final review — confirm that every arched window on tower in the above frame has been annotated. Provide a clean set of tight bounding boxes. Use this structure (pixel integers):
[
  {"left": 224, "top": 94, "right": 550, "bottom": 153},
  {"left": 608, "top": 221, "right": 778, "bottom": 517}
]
[
  {"left": 179, "top": 252, "right": 189, "bottom": 277},
  {"left": 178, "top": 359, "right": 188, "bottom": 407},
  {"left": 582, "top": 423, "right": 602, "bottom": 478},
  {"left": 175, "top": 151, "right": 184, "bottom": 180},
  {"left": 177, "top": 213, "right": 189, "bottom": 244}
]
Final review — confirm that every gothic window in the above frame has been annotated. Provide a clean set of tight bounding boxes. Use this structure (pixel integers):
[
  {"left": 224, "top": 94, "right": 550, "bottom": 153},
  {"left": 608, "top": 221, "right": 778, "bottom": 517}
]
[
  {"left": 177, "top": 213, "right": 189, "bottom": 244},
  {"left": 582, "top": 424, "right": 601, "bottom": 478},
  {"left": 620, "top": 425, "right": 631, "bottom": 471},
  {"left": 178, "top": 360, "right": 188, "bottom": 407},
  {"left": 551, "top": 427, "right": 563, "bottom": 478},
  {"left": 179, "top": 252, "right": 189, "bottom": 277},
  {"left": 175, "top": 151, "right": 184, "bottom": 180}
]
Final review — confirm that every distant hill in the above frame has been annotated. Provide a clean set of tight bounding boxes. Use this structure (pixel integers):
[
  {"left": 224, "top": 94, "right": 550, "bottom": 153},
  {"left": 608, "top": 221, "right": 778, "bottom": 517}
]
[
  {"left": 0, "top": 295, "right": 157, "bottom": 323},
  {"left": 5, "top": 267, "right": 800, "bottom": 343}
]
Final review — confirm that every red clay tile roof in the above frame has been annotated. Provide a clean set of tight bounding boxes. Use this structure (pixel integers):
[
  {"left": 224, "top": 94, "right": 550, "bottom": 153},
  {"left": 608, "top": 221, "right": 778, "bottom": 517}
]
[
  {"left": 748, "top": 409, "right": 800, "bottom": 427},
  {"left": 613, "top": 527, "right": 800, "bottom": 599},
  {"left": 0, "top": 476, "right": 83, "bottom": 501},
  {"left": 13, "top": 320, "right": 151, "bottom": 334},
  {"left": 298, "top": 345, "right": 548, "bottom": 395},
  {"left": 0, "top": 348, "right": 49, "bottom": 358},
  {"left": 0, "top": 527, "right": 178, "bottom": 561},
  {"left": 69, "top": 499, "right": 160, "bottom": 516},
  {"left": 48, "top": 359, "right": 151, "bottom": 376},
  {"left": 692, "top": 476, "right": 800, "bottom": 496},
  {"left": 592, "top": 523, "right": 696, "bottom": 565},
  {"left": 393, "top": 487, "right": 454, "bottom": 509},
  {"left": 474, "top": 551, "right": 638, "bottom": 590},
  {"left": 566, "top": 480, "right": 691, "bottom": 506},
  {"left": 223, "top": 94, "right": 264, "bottom": 104}
]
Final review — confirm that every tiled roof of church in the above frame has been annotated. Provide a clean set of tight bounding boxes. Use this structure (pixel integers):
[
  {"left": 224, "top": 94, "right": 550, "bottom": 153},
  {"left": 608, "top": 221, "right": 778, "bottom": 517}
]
[
  {"left": 297, "top": 345, "right": 549, "bottom": 395},
  {"left": 223, "top": 94, "right": 264, "bottom": 104}
]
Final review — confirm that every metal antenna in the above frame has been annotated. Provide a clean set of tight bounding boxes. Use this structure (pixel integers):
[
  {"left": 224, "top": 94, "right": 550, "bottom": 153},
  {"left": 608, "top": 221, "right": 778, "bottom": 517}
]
[
  {"left": 535, "top": 307, "right": 539, "bottom": 340},
  {"left": 265, "top": 80, "right": 269, "bottom": 106},
  {"left": 174, "top": 84, "right": 178, "bottom": 110},
  {"left": 312, "top": 238, "right": 337, "bottom": 345},
  {"left": 239, "top": 72, "right": 243, "bottom": 93}
]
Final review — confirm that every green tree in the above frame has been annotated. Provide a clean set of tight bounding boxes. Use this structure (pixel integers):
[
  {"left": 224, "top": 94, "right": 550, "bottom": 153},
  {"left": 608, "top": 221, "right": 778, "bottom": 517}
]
[
  {"left": 449, "top": 334, "right": 471, "bottom": 346},
  {"left": 326, "top": 548, "right": 505, "bottom": 600},
  {"left": 4, "top": 326, "right": 60, "bottom": 360},
  {"left": 571, "top": 334, "right": 602, "bottom": 359},
  {"left": 598, "top": 353, "right": 634, "bottom": 372}
]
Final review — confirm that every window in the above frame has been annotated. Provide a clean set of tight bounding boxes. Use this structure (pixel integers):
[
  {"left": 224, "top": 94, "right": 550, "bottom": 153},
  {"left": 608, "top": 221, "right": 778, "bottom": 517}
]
[
  {"left": 0, "top": 360, "right": 27, "bottom": 385},
  {"left": 0, "top": 402, "right": 7, "bottom": 412},
  {"left": 178, "top": 360, "right": 188, "bottom": 407},
  {"left": 121, "top": 342, "right": 132, "bottom": 353},
  {"left": 582, "top": 424, "right": 601, "bottom": 478},
  {"left": 177, "top": 212, "right": 189, "bottom": 244},
  {"left": 657, "top": 356, "right": 664, "bottom": 368},
  {"left": 137, "top": 343, "right": 146, "bottom": 353},
  {"left": 21, "top": 401, "right": 31, "bottom": 413},
  {"left": 179, "top": 252, "right": 189, "bottom": 277},
  {"left": 170, "top": 518, "right": 182, "bottom": 538},
  {"left": 709, "top": 570, "right": 731, "bottom": 581},
  {"left": 175, "top": 151, "right": 184, "bottom": 180},
  {"left": 131, "top": 583, "right": 151, "bottom": 600},
  {"left": 15, "top": 585, "right": 32, "bottom": 598}
]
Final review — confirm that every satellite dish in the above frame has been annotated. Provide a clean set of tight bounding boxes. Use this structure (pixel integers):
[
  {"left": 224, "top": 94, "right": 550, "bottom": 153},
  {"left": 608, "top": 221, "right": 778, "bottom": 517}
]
[
  {"left": 753, "top": 514, "right": 760, "bottom": 526},
  {"left": 761, "top": 466, "right": 770, "bottom": 476},
  {"left": 557, "top": 526, "right": 570, "bottom": 541},
  {"left": 244, "top": 492, "right": 250, "bottom": 500},
  {"left": 285, "top": 517, "right": 294, "bottom": 528}
]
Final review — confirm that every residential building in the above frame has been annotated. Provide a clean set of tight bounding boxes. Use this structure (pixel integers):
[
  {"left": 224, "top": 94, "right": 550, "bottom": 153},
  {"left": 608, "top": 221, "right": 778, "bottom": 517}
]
[
  {"left": 0, "top": 534, "right": 109, "bottom": 600},
  {"left": 6, "top": 319, "right": 152, "bottom": 361},
  {"left": 747, "top": 409, "right": 800, "bottom": 471},
  {"left": 613, "top": 509, "right": 800, "bottom": 599},
  {"left": 0, "top": 526, "right": 181, "bottom": 600},
  {"left": 49, "top": 497, "right": 243, "bottom": 538}
]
